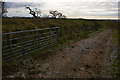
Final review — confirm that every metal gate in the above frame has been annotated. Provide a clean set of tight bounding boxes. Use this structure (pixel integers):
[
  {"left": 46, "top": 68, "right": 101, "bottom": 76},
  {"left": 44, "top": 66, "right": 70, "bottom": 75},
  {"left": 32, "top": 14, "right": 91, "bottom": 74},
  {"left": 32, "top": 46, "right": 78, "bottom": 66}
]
[{"left": 2, "top": 27, "right": 59, "bottom": 61}]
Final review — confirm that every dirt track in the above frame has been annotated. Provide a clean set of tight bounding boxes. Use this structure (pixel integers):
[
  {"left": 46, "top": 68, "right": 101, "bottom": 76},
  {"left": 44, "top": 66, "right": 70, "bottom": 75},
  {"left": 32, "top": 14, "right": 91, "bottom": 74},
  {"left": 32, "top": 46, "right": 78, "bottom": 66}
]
[{"left": 6, "top": 29, "right": 114, "bottom": 78}]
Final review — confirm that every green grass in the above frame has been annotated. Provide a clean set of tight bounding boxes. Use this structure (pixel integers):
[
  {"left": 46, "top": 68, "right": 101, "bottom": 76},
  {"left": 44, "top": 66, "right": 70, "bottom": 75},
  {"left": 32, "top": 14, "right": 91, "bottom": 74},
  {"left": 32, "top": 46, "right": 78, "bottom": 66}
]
[
  {"left": 98, "top": 20, "right": 119, "bottom": 78},
  {"left": 111, "top": 28, "right": 120, "bottom": 78},
  {"left": 2, "top": 18, "right": 104, "bottom": 76},
  {"left": 5, "top": 18, "right": 118, "bottom": 62},
  {"left": 2, "top": 18, "right": 103, "bottom": 52},
  {"left": 3, "top": 18, "right": 119, "bottom": 77}
]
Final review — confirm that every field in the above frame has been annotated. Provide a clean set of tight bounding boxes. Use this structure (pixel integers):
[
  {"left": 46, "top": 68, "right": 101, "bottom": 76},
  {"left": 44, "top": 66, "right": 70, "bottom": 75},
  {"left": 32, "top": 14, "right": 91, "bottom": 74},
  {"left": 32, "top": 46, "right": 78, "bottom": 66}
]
[
  {"left": 2, "top": 18, "right": 103, "bottom": 44},
  {"left": 2, "top": 18, "right": 119, "bottom": 78}
]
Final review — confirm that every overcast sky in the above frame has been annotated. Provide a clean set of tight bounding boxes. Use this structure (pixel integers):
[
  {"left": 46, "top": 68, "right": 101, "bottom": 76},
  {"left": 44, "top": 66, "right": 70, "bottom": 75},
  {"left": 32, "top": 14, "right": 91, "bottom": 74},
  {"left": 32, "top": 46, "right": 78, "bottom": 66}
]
[{"left": 3, "top": 0, "right": 119, "bottom": 19}]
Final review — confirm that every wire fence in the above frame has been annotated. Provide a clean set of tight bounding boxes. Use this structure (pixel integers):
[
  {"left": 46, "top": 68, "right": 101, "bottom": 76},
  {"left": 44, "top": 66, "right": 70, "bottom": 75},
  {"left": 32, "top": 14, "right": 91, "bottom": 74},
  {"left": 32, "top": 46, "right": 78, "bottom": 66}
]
[{"left": 2, "top": 27, "right": 59, "bottom": 61}]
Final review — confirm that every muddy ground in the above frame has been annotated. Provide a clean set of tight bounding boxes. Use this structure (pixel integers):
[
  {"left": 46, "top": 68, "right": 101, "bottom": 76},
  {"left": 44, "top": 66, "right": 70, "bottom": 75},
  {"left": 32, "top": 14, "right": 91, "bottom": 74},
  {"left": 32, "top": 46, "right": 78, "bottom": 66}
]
[{"left": 5, "top": 29, "right": 116, "bottom": 78}]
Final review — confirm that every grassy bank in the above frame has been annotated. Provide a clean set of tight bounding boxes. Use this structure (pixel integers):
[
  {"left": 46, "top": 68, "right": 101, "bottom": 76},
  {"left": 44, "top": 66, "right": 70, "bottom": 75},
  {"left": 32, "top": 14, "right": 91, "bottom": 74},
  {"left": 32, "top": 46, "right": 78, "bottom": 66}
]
[
  {"left": 98, "top": 20, "right": 119, "bottom": 78},
  {"left": 112, "top": 25, "right": 119, "bottom": 78},
  {"left": 2, "top": 18, "right": 104, "bottom": 76},
  {"left": 2, "top": 18, "right": 103, "bottom": 45},
  {"left": 3, "top": 18, "right": 119, "bottom": 77}
]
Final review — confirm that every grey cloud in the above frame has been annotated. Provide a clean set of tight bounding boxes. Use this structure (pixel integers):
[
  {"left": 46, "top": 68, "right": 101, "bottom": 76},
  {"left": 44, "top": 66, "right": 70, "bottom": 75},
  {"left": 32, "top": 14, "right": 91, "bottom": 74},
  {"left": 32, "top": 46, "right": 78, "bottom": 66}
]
[
  {"left": 6, "top": 2, "right": 42, "bottom": 8},
  {"left": 15, "top": 11, "right": 21, "bottom": 13}
]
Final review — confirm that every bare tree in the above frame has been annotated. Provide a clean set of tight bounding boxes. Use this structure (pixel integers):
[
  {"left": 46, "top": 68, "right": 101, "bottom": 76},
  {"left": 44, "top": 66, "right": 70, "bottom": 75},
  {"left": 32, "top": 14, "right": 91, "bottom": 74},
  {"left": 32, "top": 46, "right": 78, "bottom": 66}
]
[
  {"left": 0, "top": 1, "right": 7, "bottom": 17},
  {"left": 49, "top": 10, "right": 66, "bottom": 19},
  {"left": 25, "top": 6, "right": 43, "bottom": 18},
  {"left": 25, "top": 7, "right": 67, "bottom": 19},
  {"left": 49, "top": 10, "right": 58, "bottom": 18}
]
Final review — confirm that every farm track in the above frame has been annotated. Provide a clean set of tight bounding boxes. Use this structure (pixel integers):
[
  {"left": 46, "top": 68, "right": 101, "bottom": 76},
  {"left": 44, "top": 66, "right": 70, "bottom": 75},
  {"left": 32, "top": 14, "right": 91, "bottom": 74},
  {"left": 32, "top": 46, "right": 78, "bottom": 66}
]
[{"left": 6, "top": 29, "right": 115, "bottom": 78}]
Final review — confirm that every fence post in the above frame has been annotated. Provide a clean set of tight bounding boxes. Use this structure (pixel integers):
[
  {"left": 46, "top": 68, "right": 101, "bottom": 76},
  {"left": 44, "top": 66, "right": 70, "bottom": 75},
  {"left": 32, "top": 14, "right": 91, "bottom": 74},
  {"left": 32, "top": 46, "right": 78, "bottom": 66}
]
[
  {"left": 0, "top": 34, "right": 1, "bottom": 79},
  {"left": 56, "top": 27, "right": 59, "bottom": 44}
]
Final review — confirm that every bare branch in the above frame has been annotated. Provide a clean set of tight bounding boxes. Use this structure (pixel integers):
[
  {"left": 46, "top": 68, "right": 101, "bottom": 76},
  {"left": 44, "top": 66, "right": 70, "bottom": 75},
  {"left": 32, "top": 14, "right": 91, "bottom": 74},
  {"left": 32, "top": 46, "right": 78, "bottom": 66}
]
[{"left": 25, "top": 6, "right": 37, "bottom": 18}]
